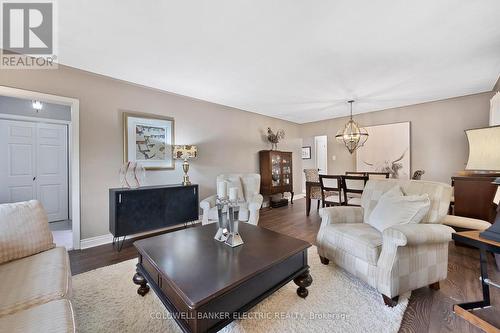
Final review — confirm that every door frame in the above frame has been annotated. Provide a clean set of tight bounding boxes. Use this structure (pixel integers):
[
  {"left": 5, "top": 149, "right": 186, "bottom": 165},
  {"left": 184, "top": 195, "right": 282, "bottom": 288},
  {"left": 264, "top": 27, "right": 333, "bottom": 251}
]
[
  {"left": 0, "top": 86, "right": 81, "bottom": 249},
  {"left": 314, "top": 135, "right": 328, "bottom": 174}
]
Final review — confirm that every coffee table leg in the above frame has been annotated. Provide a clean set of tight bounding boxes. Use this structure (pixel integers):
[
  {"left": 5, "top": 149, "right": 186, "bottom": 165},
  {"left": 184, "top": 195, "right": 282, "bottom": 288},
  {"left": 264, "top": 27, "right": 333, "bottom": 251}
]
[
  {"left": 133, "top": 270, "right": 150, "bottom": 296},
  {"left": 294, "top": 270, "right": 312, "bottom": 298}
]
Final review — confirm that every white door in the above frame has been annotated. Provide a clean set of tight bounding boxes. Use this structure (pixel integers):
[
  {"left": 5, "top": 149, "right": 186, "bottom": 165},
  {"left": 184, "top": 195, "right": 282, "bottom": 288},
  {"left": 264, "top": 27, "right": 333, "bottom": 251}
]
[
  {"left": 36, "top": 123, "right": 68, "bottom": 222},
  {"left": 0, "top": 119, "right": 68, "bottom": 222},
  {"left": 315, "top": 135, "right": 328, "bottom": 174},
  {"left": 0, "top": 120, "right": 37, "bottom": 203}
]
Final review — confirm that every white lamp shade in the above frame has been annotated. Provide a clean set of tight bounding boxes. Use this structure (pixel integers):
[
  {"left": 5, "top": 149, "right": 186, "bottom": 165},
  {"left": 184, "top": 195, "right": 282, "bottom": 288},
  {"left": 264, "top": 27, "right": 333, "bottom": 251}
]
[{"left": 465, "top": 126, "right": 500, "bottom": 171}]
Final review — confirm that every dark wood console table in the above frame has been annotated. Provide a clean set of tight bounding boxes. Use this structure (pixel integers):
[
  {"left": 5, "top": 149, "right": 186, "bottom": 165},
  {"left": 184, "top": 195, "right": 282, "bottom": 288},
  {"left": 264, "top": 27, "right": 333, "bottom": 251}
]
[
  {"left": 133, "top": 223, "right": 312, "bottom": 333},
  {"left": 109, "top": 184, "right": 199, "bottom": 250},
  {"left": 452, "top": 231, "right": 500, "bottom": 333}
]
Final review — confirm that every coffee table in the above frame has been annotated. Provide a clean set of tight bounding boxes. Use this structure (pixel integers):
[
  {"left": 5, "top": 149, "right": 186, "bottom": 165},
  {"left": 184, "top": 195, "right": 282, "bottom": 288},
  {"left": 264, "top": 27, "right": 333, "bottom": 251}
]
[{"left": 132, "top": 223, "right": 312, "bottom": 333}]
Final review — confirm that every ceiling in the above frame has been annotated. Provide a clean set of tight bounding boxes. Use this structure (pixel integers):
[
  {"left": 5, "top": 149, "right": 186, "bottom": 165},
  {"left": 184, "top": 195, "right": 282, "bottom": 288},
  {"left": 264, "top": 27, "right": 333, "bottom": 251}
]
[{"left": 58, "top": 0, "right": 500, "bottom": 123}]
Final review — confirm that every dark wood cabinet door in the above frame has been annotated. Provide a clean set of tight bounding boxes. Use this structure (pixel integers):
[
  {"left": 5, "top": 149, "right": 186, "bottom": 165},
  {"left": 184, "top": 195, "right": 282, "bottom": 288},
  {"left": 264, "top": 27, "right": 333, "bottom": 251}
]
[{"left": 259, "top": 150, "right": 293, "bottom": 196}]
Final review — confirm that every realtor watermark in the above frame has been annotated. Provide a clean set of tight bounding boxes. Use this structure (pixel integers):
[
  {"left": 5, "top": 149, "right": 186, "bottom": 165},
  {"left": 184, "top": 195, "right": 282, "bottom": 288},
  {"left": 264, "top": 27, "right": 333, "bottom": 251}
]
[
  {"left": 1, "top": 0, "right": 57, "bottom": 69},
  {"left": 149, "top": 311, "right": 348, "bottom": 321}
]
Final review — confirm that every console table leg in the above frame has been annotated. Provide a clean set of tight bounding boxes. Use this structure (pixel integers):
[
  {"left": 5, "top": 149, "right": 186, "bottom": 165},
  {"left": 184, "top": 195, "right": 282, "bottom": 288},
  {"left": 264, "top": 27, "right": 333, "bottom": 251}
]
[
  {"left": 479, "top": 249, "right": 491, "bottom": 306},
  {"left": 133, "top": 270, "right": 150, "bottom": 296},
  {"left": 294, "top": 270, "right": 312, "bottom": 298}
]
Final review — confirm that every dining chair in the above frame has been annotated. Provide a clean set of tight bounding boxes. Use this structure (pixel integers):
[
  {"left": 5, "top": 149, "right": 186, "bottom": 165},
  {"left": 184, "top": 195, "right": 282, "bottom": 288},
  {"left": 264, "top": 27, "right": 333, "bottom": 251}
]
[
  {"left": 345, "top": 171, "right": 366, "bottom": 176},
  {"left": 342, "top": 175, "right": 369, "bottom": 206},
  {"left": 304, "top": 169, "right": 322, "bottom": 211},
  {"left": 367, "top": 172, "right": 390, "bottom": 179},
  {"left": 319, "top": 175, "right": 344, "bottom": 207}
]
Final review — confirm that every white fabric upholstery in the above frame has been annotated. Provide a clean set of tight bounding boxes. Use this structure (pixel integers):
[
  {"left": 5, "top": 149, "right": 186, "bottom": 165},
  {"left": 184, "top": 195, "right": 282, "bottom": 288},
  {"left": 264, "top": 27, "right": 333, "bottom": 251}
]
[
  {"left": 325, "top": 195, "right": 342, "bottom": 203},
  {"left": 347, "top": 197, "right": 362, "bottom": 206},
  {"left": 201, "top": 173, "right": 263, "bottom": 225},
  {"left": 0, "top": 247, "right": 71, "bottom": 317},
  {"left": 442, "top": 215, "right": 491, "bottom": 231},
  {"left": 0, "top": 299, "right": 75, "bottom": 333},
  {"left": 367, "top": 186, "right": 430, "bottom": 232},
  {"left": 0, "top": 201, "right": 75, "bottom": 330},
  {"left": 317, "top": 179, "right": 453, "bottom": 300},
  {"left": 320, "top": 223, "right": 382, "bottom": 265},
  {"left": 0, "top": 200, "right": 55, "bottom": 264}
]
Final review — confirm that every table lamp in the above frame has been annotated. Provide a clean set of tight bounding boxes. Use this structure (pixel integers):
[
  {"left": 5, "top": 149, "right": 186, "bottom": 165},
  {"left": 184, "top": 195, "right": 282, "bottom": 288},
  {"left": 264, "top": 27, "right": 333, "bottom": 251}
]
[
  {"left": 480, "top": 178, "right": 500, "bottom": 242},
  {"left": 173, "top": 145, "right": 198, "bottom": 186}
]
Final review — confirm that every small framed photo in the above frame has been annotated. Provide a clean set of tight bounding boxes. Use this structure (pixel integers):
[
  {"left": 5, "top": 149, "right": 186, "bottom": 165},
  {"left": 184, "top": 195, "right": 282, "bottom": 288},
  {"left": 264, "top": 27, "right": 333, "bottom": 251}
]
[
  {"left": 302, "top": 146, "right": 311, "bottom": 159},
  {"left": 123, "top": 112, "right": 175, "bottom": 170}
]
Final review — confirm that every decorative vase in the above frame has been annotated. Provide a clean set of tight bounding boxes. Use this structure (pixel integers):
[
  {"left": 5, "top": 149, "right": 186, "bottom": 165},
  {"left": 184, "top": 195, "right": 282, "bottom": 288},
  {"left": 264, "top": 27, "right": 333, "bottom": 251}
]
[{"left": 119, "top": 162, "right": 146, "bottom": 188}]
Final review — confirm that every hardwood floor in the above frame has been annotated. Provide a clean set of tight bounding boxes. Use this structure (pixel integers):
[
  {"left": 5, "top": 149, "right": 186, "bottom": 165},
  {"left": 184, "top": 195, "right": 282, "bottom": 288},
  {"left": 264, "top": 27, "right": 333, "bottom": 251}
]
[{"left": 69, "top": 198, "right": 499, "bottom": 333}]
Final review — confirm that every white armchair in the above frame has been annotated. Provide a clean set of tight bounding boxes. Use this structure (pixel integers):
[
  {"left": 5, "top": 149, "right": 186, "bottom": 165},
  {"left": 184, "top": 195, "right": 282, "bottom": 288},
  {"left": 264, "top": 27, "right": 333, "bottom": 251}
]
[
  {"left": 200, "top": 174, "right": 263, "bottom": 225},
  {"left": 317, "top": 179, "right": 454, "bottom": 307}
]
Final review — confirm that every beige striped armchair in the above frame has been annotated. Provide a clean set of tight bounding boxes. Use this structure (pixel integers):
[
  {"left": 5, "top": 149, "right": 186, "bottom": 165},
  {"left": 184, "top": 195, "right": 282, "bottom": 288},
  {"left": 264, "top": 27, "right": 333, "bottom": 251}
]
[{"left": 317, "top": 179, "right": 454, "bottom": 307}]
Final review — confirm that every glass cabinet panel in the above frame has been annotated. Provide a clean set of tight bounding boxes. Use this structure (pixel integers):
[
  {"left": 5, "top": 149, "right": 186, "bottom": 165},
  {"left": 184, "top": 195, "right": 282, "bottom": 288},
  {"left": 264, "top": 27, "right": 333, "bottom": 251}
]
[
  {"left": 271, "top": 153, "right": 281, "bottom": 187},
  {"left": 282, "top": 155, "right": 291, "bottom": 185}
]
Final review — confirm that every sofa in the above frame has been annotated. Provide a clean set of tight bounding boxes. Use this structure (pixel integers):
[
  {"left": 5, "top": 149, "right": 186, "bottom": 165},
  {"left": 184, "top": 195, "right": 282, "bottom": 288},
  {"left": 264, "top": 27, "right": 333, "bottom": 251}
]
[
  {"left": 317, "top": 179, "right": 454, "bottom": 306},
  {"left": 200, "top": 173, "right": 264, "bottom": 225},
  {"left": 0, "top": 200, "right": 75, "bottom": 332}
]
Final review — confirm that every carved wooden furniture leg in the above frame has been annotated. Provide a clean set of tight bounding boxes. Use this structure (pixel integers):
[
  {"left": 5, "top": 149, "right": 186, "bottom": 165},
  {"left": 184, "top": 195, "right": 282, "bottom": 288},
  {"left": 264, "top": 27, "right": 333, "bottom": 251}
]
[
  {"left": 319, "top": 255, "right": 329, "bottom": 265},
  {"left": 133, "top": 271, "right": 150, "bottom": 296},
  {"left": 382, "top": 294, "right": 399, "bottom": 307},
  {"left": 294, "top": 270, "right": 312, "bottom": 298},
  {"left": 429, "top": 281, "right": 440, "bottom": 290}
]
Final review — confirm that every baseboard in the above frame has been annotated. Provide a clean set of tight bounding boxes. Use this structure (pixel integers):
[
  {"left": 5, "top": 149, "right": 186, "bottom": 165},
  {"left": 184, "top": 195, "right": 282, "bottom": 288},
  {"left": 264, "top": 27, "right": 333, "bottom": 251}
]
[
  {"left": 80, "top": 234, "right": 114, "bottom": 249},
  {"left": 80, "top": 219, "right": 201, "bottom": 249}
]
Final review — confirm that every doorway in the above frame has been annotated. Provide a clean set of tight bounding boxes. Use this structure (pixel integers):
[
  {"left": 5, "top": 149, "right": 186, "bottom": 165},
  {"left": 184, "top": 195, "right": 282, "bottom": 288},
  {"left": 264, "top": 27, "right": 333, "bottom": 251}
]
[
  {"left": 0, "top": 120, "right": 69, "bottom": 222},
  {"left": 0, "top": 86, "right": 80, "bottom": 249},
  {"left": 314, "top": 135, "right": 328, "bottom": 175}
]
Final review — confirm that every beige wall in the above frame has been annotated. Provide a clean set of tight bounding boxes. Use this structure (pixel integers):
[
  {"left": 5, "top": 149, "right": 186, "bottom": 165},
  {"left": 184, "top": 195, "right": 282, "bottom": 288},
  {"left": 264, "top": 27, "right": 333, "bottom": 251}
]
[
  {"left": 300, "top": 92, "right": 493, "bottom": 184},
  {"left": 0, "top": 65, "right": 494, "bottom": 240},
  {"left": 0, "top": 66, "right": 301, "bottom": 239}
]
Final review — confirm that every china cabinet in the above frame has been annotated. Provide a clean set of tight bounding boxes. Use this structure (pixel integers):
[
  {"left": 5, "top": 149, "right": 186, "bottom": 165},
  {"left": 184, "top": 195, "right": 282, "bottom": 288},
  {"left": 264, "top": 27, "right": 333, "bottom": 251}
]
[{"left": 259, "top": 150, "right": 294, "bottom": 206}]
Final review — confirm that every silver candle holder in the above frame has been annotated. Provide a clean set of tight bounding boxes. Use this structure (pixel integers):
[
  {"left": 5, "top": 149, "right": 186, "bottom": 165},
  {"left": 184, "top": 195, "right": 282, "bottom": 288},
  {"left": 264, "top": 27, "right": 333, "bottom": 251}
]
[{"left": 214, "top": 197, "right": 244, "bottom": 247}]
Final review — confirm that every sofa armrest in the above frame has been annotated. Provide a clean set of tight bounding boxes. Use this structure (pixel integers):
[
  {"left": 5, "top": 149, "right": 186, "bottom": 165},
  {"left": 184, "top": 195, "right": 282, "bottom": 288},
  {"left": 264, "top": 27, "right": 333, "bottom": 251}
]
[
  {"left": 382, "top": 224, "right": 454, "bottom": 247},
  {"left": 200, "top": 195, "right": 217, "bottom": 211},
  {"left": 319, "top": 206, "right": 364, "bottom": 227}
]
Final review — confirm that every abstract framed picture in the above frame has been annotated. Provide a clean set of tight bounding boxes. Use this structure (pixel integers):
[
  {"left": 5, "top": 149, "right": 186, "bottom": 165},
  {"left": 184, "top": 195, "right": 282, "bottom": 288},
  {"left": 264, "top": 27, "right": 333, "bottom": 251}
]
[
  {"left": 302, "top": 146, "right": 312, "bottom": 159},
  {"left": 356, "top": 122, "right": 410, "bottom": 179},
  {"left": 123, "top": 112, "right": 175, "bottom": 170}
]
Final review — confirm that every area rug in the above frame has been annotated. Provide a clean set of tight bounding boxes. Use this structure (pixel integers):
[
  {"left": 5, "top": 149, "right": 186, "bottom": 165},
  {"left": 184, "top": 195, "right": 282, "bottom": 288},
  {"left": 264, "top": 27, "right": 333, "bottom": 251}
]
[{"left": 72, "top": 247, "right": 409, "bottom": 333}]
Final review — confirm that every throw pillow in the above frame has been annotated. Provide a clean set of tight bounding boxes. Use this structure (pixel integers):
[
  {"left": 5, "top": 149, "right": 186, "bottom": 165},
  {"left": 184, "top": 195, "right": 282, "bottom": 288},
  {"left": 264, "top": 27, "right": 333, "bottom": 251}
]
[
  {"left": 0, "top": 200, "right": 55, "bottom": 264},
  {"left": 367, "top": 185, "right": 431, "bottom": 232}
]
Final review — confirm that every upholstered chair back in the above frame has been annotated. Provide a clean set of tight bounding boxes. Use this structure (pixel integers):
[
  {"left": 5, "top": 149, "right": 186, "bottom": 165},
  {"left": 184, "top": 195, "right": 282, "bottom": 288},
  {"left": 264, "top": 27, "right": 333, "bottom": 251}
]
[
  {"left": 361, "top": 179, "right": 452, "bottom": 224},
  {"left": 304, "top": 169, "right": 320, "bottom": 182},
  {"left": 216, "top": 173, "right": 261, "bottom": 201}
]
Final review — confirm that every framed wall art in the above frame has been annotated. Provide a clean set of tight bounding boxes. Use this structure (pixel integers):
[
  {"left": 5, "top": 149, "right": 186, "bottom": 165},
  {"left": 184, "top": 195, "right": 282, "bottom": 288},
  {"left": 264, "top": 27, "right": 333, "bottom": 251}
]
[
  {"left": 356, "top": 122, "right": 410, "bottom": 179},
  {"left": 123, "top": 112, "right": 175, "bottom": 170},
  {"left": 302, "top": 146, "right": 312, "bottom": 159}
]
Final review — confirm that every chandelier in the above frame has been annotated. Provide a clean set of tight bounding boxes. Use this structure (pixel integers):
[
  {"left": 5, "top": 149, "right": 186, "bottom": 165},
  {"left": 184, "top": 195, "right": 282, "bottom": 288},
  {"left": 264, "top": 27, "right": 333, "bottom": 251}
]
[{"left": 335, "top": 100, "right": 368, "bottom": 154}]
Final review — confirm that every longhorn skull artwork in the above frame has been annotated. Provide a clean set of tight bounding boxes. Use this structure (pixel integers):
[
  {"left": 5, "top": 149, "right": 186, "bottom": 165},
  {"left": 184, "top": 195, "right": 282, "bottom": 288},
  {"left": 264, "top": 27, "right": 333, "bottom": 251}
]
[{"left": 363, "top": 148, "right": 408, "bottom": 179}]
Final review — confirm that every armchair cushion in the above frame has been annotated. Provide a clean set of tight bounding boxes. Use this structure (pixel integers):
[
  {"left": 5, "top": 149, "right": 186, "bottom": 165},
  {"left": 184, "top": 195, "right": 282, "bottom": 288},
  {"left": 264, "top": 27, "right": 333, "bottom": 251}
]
[
  {"left": 0, "top": 247, "right": 71, "bottom": 316},
  {"left": 319, "top": 206, "right": 364, "bottom": 225},
  {"left": 321, "top": 223, "right": 382, "bottom": 265},
  {"left": 367, "top": 186, "right": 430, "bottom": 232},
  {"left": 0, "top": 200, "right": 55, "bottom": 264},
  {"left": 361, "top": 179, "right": 452, "bottom": 224}
]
